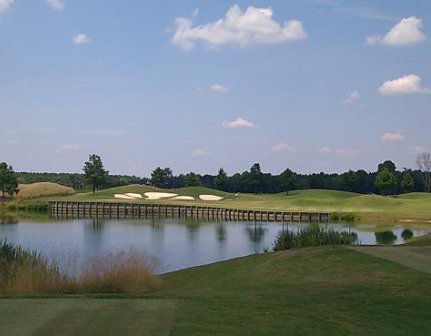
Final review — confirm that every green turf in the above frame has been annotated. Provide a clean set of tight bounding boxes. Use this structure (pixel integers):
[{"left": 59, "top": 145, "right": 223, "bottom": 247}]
[
  {"left": 54, "top": 186, "right": 431, "bottom": 222},
  {"left": 1, "top": 247, "right": 431, "bottom": 335},
  {"left": 351, "top": 246, "right": 431, "bottom": 274},
  {"left": 404, "top": 234, "right": 431, "bottom": 246},
  {"left": 0, "top": 298, "right": 176, "bottom": 336},
  {"left": 159, "top": 247, "right": 431, "bottom": 335}
]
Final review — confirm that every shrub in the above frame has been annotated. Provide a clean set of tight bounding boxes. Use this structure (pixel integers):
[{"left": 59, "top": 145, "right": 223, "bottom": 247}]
[
  {"left": 0, "top": 241, "right": 160, "bottom": 294},
  {"left": 273, "top": 224, "right": 356, "bottom": 251}
]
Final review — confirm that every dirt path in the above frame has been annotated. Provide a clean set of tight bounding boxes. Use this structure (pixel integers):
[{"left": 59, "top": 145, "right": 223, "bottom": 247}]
[{"left": 350, "top": 246, "right": 431, "bottom": 274}]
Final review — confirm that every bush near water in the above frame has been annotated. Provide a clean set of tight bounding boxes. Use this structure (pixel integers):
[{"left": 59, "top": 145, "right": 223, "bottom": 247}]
[
  {"left": 273, "top": 225, "right": 356, "bottom": 251},
  {"left": 0, "top": 240, "right": 160, "bottom": 294}
]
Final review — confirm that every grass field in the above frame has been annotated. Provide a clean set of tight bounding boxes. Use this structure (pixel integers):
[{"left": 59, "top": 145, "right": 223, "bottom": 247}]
[
  {"left": 57, "top": 185, "right": 431, "bottom": 222},
  {"left": 17, "top": 182, "right": 75, "bottom": 199},
  {"left": 1, "top": 245, "right": 431, "bottom": 335}
]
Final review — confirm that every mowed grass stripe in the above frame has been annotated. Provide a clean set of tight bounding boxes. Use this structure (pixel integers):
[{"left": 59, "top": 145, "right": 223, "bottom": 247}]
[
  {"left": 351, "top": 246, "right": 431, "bottom": 274},
  {"left": 0, "top": 299, "right": 176, "bottom": 336}
]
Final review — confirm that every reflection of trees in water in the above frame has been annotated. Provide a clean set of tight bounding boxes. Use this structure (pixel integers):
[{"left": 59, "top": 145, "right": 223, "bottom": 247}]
[
  {"left": 375, "top": 231, "right": 397, "bottom": 245},
  {"left": 1, "top": 217, "right": 18, "bottom": 225},
  {"left": 245, "top": 223, "right": 267, "bottom": 253},
  {"left": 184, "top": 218, "right": 201, "bottom": 241},
  {"left": 84, "top": 218, "right": 105, "bottom": 233},
  {"left": 216, "top": 222, "right": 227, "bottom": 241},
  {"left": 401, "top": 229, "right": 414, "bottom": 241},
  {"left": 150, "top": 217, "right": 164, "bottom": 230}
]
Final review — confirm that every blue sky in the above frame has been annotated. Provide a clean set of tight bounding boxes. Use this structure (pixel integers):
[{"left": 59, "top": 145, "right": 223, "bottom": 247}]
[{"left": 0, "top": 0, "right": 430, "bottom": 176}]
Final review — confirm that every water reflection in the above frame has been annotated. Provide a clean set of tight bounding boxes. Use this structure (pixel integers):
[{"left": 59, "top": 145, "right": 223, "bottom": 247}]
[
  {"left": 1, "top": 217, "right": 18, "bottom": 225},
  {"left": 245, "top": 223, "right": 267, "bottom": 253},
  {"left": 216, "top": 222, "right": 227, "bottom": 241},
  {"left": 375, "top": 231, "right": 397, "bottom": 245},
  {"left": 401, "top": 229, "right": 414, "bottom": 241},
  {"left": 0, "top": 218, "right": 430, "bottom": 273}
]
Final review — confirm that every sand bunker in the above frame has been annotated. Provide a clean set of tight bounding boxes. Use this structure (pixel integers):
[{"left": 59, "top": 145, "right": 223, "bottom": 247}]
[
  {"left": 124, "top": 193, "right": 143, "bottom": 199},
  {"left": 171, "top": 196, "right": 195, "bottom": 201},
  {"left": 199, "top": 195, "right": 223, "bottom": 201},
  {"left": 144, "top": 192, "right": 178, "bottom": 200},
  {"left": 114, "top": 194, "right": 136, "bottom": 200}
]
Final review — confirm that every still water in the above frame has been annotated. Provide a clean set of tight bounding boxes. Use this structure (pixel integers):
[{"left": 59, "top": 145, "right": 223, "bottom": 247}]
[{"left": 0, "top": 217, "right": 429, "bottom": 273}]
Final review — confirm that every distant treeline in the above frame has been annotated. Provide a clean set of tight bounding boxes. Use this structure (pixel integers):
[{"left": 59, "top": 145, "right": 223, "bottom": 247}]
[
  {"left": 16, "top": 159, "right": 429, "bottom": 195},
  {"left": 143, "top": 160, "right": 428, "bottom": 195}
]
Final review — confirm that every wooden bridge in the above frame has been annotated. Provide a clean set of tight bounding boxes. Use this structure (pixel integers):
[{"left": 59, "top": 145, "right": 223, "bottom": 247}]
[{"left": 49, "top": 201, "right": 330, "bottom": 223}]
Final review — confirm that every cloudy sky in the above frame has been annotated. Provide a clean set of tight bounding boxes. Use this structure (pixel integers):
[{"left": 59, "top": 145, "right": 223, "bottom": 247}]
[{"left": 0, "top": 0, "right": 430, "bottom": 176}]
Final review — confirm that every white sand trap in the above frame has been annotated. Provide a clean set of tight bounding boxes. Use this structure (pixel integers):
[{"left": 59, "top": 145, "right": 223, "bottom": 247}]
[
  {"left": 144, "top": 192, "right": 178, "bottom": 200},
  {"left": 199, "top": 195, "right": 223, "bottom": 201},
  {"left": 171, "top": 196, "right": 195, "bottom": 201},
  {"left": 114, "top": 194, "right": 135, "bottom": 200},
  {"left": 124, "top": 193, "right": 143, "bottom": 199}
]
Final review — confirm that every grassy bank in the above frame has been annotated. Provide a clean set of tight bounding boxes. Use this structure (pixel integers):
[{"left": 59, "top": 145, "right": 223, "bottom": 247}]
[
  {"left": 3, "top": 184, "right": 431, "bottom": 222},
  {"left": 2, "top": 246, "right": 430, "bottom": 335},
  {"left": 58, "top": 185, "right": 431, "bottom": 222}
]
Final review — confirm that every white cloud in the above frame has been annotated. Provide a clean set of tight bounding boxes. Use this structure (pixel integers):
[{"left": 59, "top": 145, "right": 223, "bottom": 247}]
[
  {"left": 191, "top": 149, "right": 210, "bottom": 157},
  {"left": 379, "top": 74, "right": 431, "bottom": 95},
  {"left": 46, "top": 0, "right": 65, "bottom": 11},
  {"left": 344, "top": 90, "right": 360, "bottom": 104},
  {"left": 222, "top": 118, "right": 254, "bottom": 129},
  {"left": 334, "top": 148, "right": 358, "bottom": 156},
  {"left": 367, "top": 17, "right": 426, "bottom": 47},
  {"left": 0, "top": 0, "right": 13, "bottom": 18},
  {"left": 210, "top": 84, "right": 229, "bottom": 93},
  {"left": 318, "top": 147, "right": 358, "bottom": 155},
  {"left": 318, "top": 147, "right": 333, "bottom": 154},
  {"left": 271, "top": 143, "right": 296, "bottom": 152},
  {"left": 171, "top": 4, "right": 307, "bottom": 51},
  {"left": 73, "top": 33, "right": 90, "bottom": 45},
  {"left": 381, "top": 132, "right": 404, "bottom": 142},
  {"left": 412, "top": 146, "right": 427, "bottom": 154}
]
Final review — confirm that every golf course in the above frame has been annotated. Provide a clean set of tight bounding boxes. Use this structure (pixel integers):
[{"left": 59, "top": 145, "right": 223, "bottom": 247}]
[
  {"left": 51, "top": 185, "right": 431, "bottom": 222},
  {"left": 1, "top": 239, "right": 430, "bottom": 335}
]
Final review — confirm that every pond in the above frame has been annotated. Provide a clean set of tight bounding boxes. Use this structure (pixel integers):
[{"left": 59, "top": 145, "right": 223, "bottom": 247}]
[{"left": 0, "top": 217, "right": 429, "bottom": 273}]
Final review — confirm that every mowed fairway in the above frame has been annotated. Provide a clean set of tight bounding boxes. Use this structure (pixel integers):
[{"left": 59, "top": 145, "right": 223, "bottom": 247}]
[
  {"left": 0, "top": 299, "right": 176, "bottom": 336},
  {"left": 58, "top": 185, "right": 431, "bottom": 221},
  {"left": 1, "top": 247, "right": 431, "bottom": 335}
]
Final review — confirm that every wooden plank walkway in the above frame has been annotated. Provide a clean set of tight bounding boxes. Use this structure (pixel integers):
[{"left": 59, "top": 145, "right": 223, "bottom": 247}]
[{"left": 48, "top": 201, "right": 330, "bottom": 223}]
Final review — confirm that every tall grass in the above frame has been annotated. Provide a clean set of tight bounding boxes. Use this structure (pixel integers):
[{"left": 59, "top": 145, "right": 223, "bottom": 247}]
[
  {"left": 273, "top": 225, "right": 356, "bottom": 251},
  {"left": 0, "top": 240, "right": 160, "bottom": 294}
]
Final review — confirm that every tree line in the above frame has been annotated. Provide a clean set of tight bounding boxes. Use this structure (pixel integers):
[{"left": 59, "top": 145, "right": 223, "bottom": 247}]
[
  {"left": 144, "top": 159, "right": 429, "bottom": 196},
  {"left": 1, "top": 153, "right": 430, "bottom": 197}
]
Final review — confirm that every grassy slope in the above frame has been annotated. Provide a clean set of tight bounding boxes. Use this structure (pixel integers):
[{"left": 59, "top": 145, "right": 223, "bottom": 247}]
[
  {"left": 58, "top": 186, "right": 431, "bottom": 221},
  {"left": 404, "top": 234, "right": 431, "bottom": 246},
  {"left": 0, "top": 298, "right": 175, "bottom": 336},
  {"left": 160, "top": 247, "right": 431, "bottom": 335},
  {"left": 18, "top": 182, "right": 75, "bottom": 199},
  {"left": 1, "top": 247, "right": 431, "bottom": 335}
]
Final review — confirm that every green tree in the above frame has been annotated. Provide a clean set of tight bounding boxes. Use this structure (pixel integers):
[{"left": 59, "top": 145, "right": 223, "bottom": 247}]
[
  {"left": 341, "top": 170, "right": 358, "bottom": 192},
  {"left": 214, "top": 168, "right": 228, "bottom": 190},
  {"left": 185, "top": 172, "right": 201, "bottom": 187},
  {"left": 0, "top": 162, "right": 18, "bottom": 197},
  {"left": 164, "top": 167, "right": 174, "bottom": 188},
  {"left": 151, "top": 167, "right": 167, "bottom": 187},
  {"left": 249, "top": 163, "right": 263, "bottom": 193},
  {"left": 378, "top": 160, "right": 396, "bottom": 173},
  {"left": 375, "top": 168, "right": 396, "bottom": 196},
  {"left": 279, "top": 168, "right": 295, "bottom": 194},
  {"left": 401, "top": 171, "right": 414, "bottom": 193},
  {"left": 83, "top": 154, "right": 109, "bottom": 193}
]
